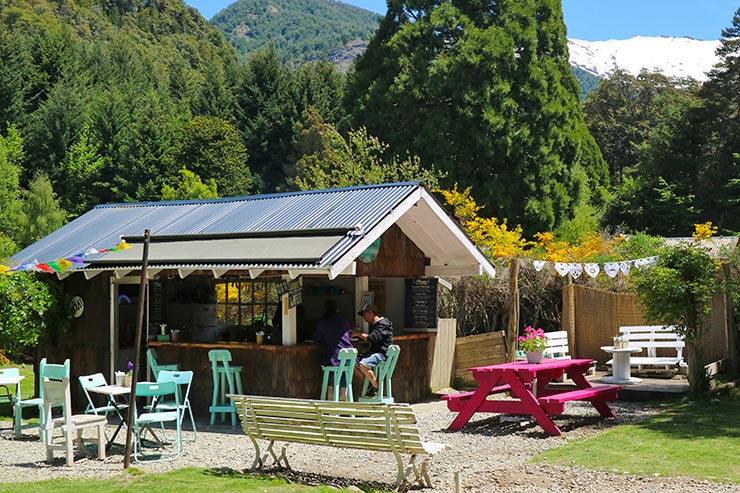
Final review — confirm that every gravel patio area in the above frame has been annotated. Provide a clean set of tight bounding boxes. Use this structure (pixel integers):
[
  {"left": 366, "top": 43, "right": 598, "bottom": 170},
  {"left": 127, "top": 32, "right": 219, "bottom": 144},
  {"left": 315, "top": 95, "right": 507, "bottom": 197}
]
[{"left": 0, "top": 398, "right": 736, "bottom": 492}]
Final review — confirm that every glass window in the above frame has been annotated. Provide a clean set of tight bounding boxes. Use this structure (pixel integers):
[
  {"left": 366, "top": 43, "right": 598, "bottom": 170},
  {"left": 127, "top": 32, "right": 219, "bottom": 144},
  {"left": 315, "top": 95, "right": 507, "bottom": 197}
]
[{"left": 214, "top": 276, "right": 280, "bottom": 326}]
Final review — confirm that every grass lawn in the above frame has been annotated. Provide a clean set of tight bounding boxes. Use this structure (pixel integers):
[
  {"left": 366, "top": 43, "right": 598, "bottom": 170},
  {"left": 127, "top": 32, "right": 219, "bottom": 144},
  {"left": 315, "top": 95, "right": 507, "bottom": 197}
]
[
  {"left": 0, "top": 467, "right": 390, "bottom": 493},
  {"left": 535, "top": 387, "right": 740, "bottom": 484}
]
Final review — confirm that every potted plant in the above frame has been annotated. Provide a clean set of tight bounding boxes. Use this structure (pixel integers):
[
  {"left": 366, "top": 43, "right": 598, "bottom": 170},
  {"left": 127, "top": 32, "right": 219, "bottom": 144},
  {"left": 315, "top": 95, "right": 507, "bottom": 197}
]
[
  {"left": 124, "top": 360, "right": 134, "bottom": 387},
  {"left": 518, "top": 326, "right": 548, "bottom": 364}
]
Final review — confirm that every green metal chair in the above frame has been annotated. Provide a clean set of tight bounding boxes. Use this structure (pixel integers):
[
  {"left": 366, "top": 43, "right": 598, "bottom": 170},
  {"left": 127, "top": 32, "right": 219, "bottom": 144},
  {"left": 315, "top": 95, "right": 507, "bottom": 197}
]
[
  {"left": 133, "top": 380, "right": 182, "bottom": 462},
  {"left": 208, "top": 349, "right": 243, "bottom": 426},
  {"left": 146, "top": 348, "right": 179, "bottom": 380},
  {"left": 359, "top": 345, "right": 400, "bottom": 403},
  {"left": 153, "top": 370, "right": 196, "bottom": 441},
  {"left": 320, "top": 348, "right": 358, "bottom": 402},
  {"left": 16, "top": 358, "right": 69, "bottom": 439}
]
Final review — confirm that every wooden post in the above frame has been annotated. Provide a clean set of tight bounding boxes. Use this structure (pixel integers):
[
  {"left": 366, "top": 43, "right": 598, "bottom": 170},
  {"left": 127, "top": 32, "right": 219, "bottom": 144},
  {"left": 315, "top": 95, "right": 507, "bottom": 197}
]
[
  {"left": 506, "top": 259, "right": 520, "bottom": 361},
  {"left": 722, "top": 263, "right": 738, "bottom": 377},
  {"left": 563, "top": 276, "right": 577, "bottom": 357},
  {"left": 124, "top": 229, "right": 151, "bottom": 468}
]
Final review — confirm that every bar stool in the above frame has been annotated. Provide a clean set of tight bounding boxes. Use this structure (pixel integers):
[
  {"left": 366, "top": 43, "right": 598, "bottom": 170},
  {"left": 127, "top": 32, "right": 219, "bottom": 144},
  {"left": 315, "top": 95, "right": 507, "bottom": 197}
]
[
  {"left": 359, "top": 345, "right": 400, "bottom": 403},
  {"left": 320, "top": 348, "right": 357, "bottom": 402},
  {"left": 208, "top": 349, "right": 243, "bottom": 426}
]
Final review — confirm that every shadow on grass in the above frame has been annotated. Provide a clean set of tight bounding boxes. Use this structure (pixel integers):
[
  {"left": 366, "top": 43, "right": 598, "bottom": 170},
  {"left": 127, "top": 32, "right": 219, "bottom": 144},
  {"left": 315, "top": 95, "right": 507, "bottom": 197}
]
[
  {"left": 205, "top": 466, "right": 397, "bottom": 492},
  {"left": 635, "top": 392, "right": 740, "bottom": 440}
]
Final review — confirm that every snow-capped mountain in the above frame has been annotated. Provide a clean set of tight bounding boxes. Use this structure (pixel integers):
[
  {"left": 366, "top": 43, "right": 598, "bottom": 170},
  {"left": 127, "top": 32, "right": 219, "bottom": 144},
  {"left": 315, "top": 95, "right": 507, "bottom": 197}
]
[{"left": 568, "top": 36, "right": 721, "bottom": 82}]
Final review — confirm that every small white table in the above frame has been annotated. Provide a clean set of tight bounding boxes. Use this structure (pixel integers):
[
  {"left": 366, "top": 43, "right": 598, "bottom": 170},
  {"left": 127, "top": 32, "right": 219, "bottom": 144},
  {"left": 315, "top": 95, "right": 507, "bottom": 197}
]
[
  {"left": 0, "top": 375, "right": 24, "bottom": 435},
  {"left": 601, "top": 346, "right": 642, "bottom": 384},
  {"left": 87, "top": 385, "right": 130, "bottom": 448}
]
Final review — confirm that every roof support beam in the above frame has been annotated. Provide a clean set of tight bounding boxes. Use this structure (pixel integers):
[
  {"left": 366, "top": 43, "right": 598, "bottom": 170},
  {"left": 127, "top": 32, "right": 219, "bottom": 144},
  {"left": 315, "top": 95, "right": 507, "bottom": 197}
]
[
  {"left": 146, "top": 269, "right": 162, "bottom": 279},
  {"left": 84, "top": 270, "right": 102, "bottom": 280},
  {"left": 114, "top": 269, "right": 134, "bottom": 279},
  {"left": 178, "top": 268, "right": 196, "bottom": 279},
  {"left": 212, "top": 269, "right": 230, "bottom": 279},
  {"left": 249, "top": 269, "right": 264, "bottom": 279}
]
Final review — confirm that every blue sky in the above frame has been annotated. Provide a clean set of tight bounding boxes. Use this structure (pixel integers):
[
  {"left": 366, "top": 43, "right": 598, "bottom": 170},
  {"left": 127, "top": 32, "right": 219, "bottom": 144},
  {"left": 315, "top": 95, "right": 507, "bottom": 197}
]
[{"left": 183, "top": 0, "right": 738, "bottom": 41}]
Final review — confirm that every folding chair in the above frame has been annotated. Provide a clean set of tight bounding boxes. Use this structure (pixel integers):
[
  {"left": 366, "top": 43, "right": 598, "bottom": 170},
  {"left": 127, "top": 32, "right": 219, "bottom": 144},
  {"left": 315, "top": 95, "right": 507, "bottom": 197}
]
[
  {"left": 146, "top": 348, "right": 179, "bottom": 380},
  {"left": 153, "top": 370, "right": 196, "bottom": 441},
  {"left": 16, "top": 358, "right": 68, "bottom": 439},
  {"left": 42, "top": 364, "right": 106, "bottom": 466},
  {"left": 78, "top": 373, "right": 128, "bottom": 422},
  {"left": 133, "top": 381, "right": 182, "bottom": 462}
]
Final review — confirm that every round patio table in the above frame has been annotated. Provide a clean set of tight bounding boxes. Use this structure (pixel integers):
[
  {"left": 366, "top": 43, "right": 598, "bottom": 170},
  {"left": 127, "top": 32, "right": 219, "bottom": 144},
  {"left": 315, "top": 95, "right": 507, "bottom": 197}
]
[{"left": 601, "top": 346, "right": 642, "bottom": 384}]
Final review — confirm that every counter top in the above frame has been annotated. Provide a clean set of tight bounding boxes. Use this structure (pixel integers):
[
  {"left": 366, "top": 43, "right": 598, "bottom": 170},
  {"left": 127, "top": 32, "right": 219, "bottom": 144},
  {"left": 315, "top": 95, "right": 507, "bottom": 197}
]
[{"left": 148, "top": 331, "right": 434, "bottom": 351}]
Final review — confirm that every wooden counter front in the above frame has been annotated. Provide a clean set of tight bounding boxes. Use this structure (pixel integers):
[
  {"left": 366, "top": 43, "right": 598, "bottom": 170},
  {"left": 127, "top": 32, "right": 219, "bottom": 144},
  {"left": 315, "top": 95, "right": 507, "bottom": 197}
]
[{"left": 148, "top": 333, "right": 435, "bottom": 416}]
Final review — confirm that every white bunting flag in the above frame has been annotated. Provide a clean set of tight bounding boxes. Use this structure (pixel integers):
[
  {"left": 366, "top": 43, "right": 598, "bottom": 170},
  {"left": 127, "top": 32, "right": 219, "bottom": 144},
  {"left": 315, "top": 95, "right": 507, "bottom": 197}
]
[
  {"left": 584, "top": 263, "right": 600, "bottom": 278},
  {"left": 554, "top": 262, "right": 570, "bottom": 277},
  {"left": 569, "top": 263, "right": 583, "bottom": 279},
  {"left": 603, "top": 262, "right": 619, "bottom": 278},
  {"left": 532, "top": 260, "right": 545, "bottom": 272},
  {"left": 619, "top": 260, "right": 632, "bottom": 276}
]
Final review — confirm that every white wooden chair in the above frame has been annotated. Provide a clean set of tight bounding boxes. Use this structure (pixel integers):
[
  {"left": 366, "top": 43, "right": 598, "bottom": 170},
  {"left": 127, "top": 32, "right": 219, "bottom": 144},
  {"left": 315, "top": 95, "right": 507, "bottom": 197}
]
[{"left": 42, "top": 364, "right": 107, "bottom": 466}]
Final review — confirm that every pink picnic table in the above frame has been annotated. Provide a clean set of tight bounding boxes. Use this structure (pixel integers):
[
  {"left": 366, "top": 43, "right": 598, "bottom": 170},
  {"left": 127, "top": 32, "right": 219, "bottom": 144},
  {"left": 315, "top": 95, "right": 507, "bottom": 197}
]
[{"left": 443, "top": 358, "right": 620, "bottom": 436}]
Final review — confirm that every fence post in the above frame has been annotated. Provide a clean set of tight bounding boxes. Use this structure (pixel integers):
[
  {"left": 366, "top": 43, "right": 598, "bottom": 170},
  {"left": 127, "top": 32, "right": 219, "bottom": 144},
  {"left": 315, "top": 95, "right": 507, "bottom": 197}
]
[
  {"left": 506, "top": 259, "right": 520, "bottom": 361},
  {"left": 722, "top": 263, "right": 738, "bottom": 377}
]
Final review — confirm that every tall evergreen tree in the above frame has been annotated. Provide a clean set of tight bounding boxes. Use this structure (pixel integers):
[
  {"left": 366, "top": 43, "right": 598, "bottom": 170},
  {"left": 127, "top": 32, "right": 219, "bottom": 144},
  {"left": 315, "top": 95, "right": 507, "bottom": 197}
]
[
  {"left": 695, "top": 7, "right": 740, "bottom": 232},
  {"left": 0, "top": 125, "right": 24, "bottom": 245},
  {"left": 236, "top": 46, "right": 298, "bottom": 192},
  {"left": 344, "top": 0, "right": 607, "bottom": 233},
  {"left": 17, "top": 172, "right": 67, "bottom": 248}
]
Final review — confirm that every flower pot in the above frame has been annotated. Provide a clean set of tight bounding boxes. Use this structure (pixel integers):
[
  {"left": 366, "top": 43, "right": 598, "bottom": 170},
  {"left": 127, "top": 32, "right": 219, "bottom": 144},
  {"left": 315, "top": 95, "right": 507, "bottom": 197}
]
[{"left": 526, "top": 350, "right": 543, "bottom": 364}]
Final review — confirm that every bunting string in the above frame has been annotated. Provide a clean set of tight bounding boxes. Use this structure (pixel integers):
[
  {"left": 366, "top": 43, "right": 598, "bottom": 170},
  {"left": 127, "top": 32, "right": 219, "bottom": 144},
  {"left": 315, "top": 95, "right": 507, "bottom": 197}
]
[
  {"left": 0, "top": 240, "right": 131, "bottom": 275},
  {"left": 527, "top": 256, "right": 659, "bottom": 279}
]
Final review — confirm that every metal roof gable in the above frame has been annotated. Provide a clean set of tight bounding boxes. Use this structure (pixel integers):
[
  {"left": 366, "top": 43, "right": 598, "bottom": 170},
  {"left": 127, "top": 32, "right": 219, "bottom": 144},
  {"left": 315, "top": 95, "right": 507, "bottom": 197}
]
[{"left": 9, "top": 182, "right": 495, "bottom": 278}]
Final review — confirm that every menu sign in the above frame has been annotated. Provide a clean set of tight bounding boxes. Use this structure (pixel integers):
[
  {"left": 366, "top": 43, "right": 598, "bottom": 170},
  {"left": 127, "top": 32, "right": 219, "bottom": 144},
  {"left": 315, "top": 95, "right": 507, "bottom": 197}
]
[{"left": 404, "top": 277, "right": 438, "bottom": 329}]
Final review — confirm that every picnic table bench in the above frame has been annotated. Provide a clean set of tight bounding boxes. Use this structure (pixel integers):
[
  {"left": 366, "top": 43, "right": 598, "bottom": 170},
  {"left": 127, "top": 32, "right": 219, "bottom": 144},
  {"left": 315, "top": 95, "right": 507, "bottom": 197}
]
[
  {"left": 608, "top": 325, "right": 687, "bottom": 373},
  {"left": 228, "top": 394, "right": 448, "bottom": 491},
  {"left": 443, "top": 359, "right": 620, "bottom": 436}
]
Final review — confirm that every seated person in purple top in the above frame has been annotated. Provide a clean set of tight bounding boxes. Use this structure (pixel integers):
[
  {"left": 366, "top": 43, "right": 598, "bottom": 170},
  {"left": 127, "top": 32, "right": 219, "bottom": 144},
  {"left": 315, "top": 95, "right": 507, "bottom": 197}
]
[
  {"left": 312, "top": 299, "right": 353, "bottom": 400},
  {"left": 351, "top": 303, "right": 393, "bottom": 397}
]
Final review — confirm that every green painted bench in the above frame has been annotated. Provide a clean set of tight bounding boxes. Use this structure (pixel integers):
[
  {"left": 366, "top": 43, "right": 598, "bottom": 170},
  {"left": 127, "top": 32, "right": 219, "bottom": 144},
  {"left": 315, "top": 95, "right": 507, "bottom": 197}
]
[{"left": 228, "top": 394, "right": 448, "bottom": 491}]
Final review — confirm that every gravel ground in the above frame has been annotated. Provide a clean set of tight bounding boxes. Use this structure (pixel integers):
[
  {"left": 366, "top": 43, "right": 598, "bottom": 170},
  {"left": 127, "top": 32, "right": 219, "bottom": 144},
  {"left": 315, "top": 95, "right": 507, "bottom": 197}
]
[{"left": 0, "top": 399, "right": 737, "bottom": 492}]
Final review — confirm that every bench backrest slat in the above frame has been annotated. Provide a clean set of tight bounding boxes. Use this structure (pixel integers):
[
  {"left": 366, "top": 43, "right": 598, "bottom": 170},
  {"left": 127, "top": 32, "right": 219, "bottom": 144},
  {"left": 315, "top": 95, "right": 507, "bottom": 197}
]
[
  {"left": 618, "top": 325, "right": 684, "bottom": 358},
  {"left": 230, "top": 394, "right": 429, "bottom": 455}
]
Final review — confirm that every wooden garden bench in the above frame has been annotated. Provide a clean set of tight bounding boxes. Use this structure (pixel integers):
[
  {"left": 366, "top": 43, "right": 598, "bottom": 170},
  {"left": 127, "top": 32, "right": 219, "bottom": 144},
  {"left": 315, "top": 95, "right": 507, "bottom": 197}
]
[
  {"left": 228, "top": 394, "right": 448, "bottom": 491},
  {"left": 608, "top": 325, "right": 687, "bottom": 373}
]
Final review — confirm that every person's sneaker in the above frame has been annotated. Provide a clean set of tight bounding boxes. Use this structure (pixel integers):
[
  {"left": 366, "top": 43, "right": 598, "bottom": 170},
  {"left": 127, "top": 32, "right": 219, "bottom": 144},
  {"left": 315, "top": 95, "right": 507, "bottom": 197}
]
[{"left": 365, "top": 387, "right": 378, "bottom": 398}]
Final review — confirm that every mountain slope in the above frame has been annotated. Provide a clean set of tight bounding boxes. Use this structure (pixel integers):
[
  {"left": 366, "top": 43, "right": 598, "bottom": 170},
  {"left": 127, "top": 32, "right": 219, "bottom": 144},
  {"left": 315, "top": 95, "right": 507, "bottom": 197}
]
[
  {"left": 211, "top": 0, "right": 380, "bottom": 67},
  {"left": 569, "top": 36, "right": 720, "bottom": 82}
]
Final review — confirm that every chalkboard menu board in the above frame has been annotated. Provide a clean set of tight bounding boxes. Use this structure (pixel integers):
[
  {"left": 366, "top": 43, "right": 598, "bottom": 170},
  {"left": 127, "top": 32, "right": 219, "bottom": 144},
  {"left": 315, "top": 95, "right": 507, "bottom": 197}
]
[{"left": 404, "top": 278, "right": 438, "bottom": 329}]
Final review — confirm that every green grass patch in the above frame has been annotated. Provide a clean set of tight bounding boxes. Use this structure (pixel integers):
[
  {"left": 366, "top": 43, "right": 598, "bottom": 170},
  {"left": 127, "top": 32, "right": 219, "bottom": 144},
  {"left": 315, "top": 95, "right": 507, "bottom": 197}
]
[
  {"left": 0, "top": 467, "right": 386, "bottom": 493},
  {"left": 535, "top": 390, "right": 740, "bottom": 483}
]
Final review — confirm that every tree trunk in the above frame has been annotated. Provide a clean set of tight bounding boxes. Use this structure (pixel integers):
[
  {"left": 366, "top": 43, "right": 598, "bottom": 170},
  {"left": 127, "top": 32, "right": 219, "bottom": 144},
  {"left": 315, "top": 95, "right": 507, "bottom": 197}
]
[{"left": 685, "top": 340, "right": 706, "bottom": 398}]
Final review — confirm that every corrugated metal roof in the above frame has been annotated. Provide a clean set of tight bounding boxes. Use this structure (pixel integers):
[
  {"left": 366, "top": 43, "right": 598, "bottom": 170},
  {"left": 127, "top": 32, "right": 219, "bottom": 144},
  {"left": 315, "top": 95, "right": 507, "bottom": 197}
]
[{"left": 10, "top": 182, "right": 421, "bottom": 270}]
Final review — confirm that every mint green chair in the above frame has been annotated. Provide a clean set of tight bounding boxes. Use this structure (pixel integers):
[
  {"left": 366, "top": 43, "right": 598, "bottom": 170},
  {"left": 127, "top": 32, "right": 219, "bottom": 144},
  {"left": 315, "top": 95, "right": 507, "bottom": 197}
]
[
  {"left": 42, "top": 366, "right": 106, "bottom": 466},
  {"left": 146, "top": 348, "right": 179, "bottom": 380},
  {"left": 208, "top": 350, "right": 243, "bottom": 425},
  {"left": 320, "top": 348, "right": 358, "bottom": 402},
  {"left": 359, "top": 345, "right": 400, "bottom": 403},
  {"left": 133, "top": 380, "right": 181, "bottom": 462},
  {"left": 16, "top": 358, "right": 69, "bottom": 439},
  {"left": 154, "top": 370, "right": 196, "bottom": 441}
]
